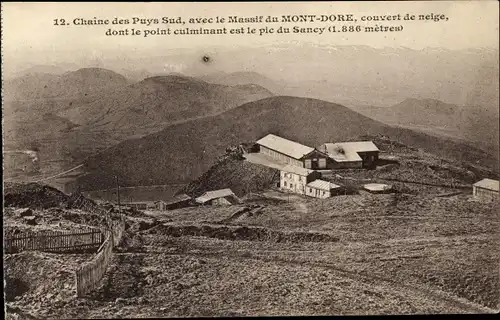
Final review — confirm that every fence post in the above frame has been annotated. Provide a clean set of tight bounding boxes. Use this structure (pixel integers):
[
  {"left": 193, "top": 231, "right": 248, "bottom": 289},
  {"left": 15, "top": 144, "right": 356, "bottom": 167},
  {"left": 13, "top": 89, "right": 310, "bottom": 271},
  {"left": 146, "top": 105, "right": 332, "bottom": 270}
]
[{"left": 75, "top": 270, "right": 80, "bottom": 298}]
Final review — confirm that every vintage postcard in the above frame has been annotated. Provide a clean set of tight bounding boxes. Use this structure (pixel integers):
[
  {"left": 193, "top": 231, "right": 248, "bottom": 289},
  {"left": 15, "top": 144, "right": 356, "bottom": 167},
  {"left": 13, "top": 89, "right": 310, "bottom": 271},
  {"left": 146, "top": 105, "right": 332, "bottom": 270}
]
[{"left": 2, "top": 1, "right": 499, "bottom": 318}]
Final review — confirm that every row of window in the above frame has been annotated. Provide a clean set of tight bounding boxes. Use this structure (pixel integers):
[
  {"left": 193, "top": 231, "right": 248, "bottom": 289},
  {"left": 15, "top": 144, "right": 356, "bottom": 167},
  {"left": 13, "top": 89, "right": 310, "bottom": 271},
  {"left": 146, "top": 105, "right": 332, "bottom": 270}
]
[
  {"left": 308, "top": 188, "right": 326, "bottom": 196},
  {"left": 283, "top": 182, "right": 327, "bottom": 196},
  {"left": 283, "top": 172, "right": 306, "bottom": 183},
  {"left": 283, "top": 181, "right": 293, "bottom": 189}
]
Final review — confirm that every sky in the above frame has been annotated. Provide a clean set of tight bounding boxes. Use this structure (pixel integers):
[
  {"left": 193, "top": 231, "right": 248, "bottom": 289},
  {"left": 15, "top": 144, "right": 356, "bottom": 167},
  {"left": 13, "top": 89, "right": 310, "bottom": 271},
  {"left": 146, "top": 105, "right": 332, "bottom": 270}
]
[{"left": 2, "top": 1, "right": 499, "bottom": 70}]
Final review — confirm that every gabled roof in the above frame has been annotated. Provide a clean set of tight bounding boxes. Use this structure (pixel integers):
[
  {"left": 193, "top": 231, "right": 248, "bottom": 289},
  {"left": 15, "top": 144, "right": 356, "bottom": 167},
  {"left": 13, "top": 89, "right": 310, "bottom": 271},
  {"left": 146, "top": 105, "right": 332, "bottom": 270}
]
[
  {"left": 364, "top": 183, "right": 392, "bottom": 192},
  {"left": 281, "top": 164, "right": 316, "bottom": 176},
  {"left": 256, "top": 134, "right": 314, "bottom": 160},
  {"left": 319, "top": 141, "right": 379, "bottom": 162},
  {"left": 306, "top": 179, "right": 340, "bottom": 191},
  {"left": 473, "top": 178, "right": 499, "bottom": 192},
  {"left": 195, "top": 188, "right": 238, "bottom": 203}
]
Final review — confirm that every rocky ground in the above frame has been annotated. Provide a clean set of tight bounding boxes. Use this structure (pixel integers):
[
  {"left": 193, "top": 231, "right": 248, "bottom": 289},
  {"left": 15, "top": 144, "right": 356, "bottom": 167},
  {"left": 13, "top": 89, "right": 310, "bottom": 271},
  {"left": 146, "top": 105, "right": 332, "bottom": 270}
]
[{"left": 3, "top": 178, "right": 499, "bottom": 318}]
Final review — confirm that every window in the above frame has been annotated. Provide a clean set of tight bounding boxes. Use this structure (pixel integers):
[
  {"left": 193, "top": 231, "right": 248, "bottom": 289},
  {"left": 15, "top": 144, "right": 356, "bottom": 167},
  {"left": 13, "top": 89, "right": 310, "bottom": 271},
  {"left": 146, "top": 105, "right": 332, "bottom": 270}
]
[
  {"left": 309, "top": 188, "right": 313, "bottom": 192},
  {"left": 284, "top": 181, "right": 287, "bottom": 187},
  {"left": 319, "top": 158, "right": 326, "bottom": 168}
]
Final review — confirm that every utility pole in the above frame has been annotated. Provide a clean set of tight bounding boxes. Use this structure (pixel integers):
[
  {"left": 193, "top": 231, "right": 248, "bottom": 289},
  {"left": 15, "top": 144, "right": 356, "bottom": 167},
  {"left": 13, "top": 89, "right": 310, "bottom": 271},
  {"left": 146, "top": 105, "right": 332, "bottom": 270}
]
[{"left": 115, "top": 175, "right": 121, "bottom": 215}]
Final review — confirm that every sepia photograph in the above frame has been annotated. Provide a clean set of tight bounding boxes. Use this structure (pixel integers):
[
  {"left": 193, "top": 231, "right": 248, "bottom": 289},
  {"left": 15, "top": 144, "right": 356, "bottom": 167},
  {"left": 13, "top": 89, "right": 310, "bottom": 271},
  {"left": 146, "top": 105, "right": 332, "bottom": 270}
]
[{"left": 2, "top": 1, "right": 499, "bottom": 318}]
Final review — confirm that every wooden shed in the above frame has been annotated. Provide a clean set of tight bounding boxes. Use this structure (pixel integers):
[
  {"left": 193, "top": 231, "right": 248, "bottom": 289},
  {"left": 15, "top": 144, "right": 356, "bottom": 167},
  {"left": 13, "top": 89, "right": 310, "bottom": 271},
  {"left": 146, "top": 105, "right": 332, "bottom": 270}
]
[
  {"left": 306, "top": 179, "right": 342, "bottom": 198},
  {"left": 473, "top": 178, "right": 499, "bottom": 202}
]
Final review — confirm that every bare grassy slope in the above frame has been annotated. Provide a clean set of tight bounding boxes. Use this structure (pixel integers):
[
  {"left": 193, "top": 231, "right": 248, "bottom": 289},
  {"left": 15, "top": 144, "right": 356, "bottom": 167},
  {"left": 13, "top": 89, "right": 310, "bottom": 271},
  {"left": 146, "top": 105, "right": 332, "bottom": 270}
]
[
  {"left": 59, "top": 75, "right": 274, "bottom": 131},
  {"left": 78, "top": 96, "right": 497, "bottom": 190},
  {"left": 4, "top": 68, "right": 130, "bottom": 101},
  {"left": 199, "top": 71, "right": 282, "bottom": 93},
  {"left": 351, "top": 98, "right": 500, "bottom": 156},
  {"left": 4, "top": 74, "right": 274, "bottom": 181},
  {"left": 180, "top": 156, "right": 279, "bottom": 198}
]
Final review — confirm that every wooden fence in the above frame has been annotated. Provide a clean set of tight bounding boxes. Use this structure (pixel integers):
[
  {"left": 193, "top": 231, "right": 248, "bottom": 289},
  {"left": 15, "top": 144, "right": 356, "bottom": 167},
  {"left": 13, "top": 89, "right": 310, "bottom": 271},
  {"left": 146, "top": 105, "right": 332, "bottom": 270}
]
[
  {"left": 4, "top": 229, "right": 103, "bottom": 254},
  {"left": 75, "top": 232, "right": 114, "bottom": 297},
  {"left": 75, "top": 214, "right": 126, "bottom": 297}
]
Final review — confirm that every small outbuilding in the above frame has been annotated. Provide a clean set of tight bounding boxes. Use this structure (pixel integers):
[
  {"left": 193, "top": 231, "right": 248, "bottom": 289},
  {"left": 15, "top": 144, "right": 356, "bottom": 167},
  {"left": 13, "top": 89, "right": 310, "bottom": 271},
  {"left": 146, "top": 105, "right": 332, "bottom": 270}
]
[
  {"left": 306, "top": 179, "right": 342, "bottom": 198},
  {"left": 163, "top": 194, "right": 192, "bottom": 210},
  {"left": 363, "top": 183, "right": 393, "bottom": 194},
  {"left": 195, "top": 189, "right": 241, "bottom": 206},
  {"left": 473, "top": 178, "right": 499, "bottom": 202}
]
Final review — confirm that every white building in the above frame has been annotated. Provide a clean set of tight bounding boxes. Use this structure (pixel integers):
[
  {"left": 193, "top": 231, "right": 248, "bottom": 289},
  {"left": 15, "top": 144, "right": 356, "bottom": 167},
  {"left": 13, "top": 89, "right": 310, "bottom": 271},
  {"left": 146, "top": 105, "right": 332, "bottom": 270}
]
[
  {"left": 280, "top": 165, "right": 321, "bottom": 195},
  {"left": 473, "top": 178, "right": 499, "bottom": 202},
  {"left": 306, "top": 179, "right": 341, "bottom": 198}
]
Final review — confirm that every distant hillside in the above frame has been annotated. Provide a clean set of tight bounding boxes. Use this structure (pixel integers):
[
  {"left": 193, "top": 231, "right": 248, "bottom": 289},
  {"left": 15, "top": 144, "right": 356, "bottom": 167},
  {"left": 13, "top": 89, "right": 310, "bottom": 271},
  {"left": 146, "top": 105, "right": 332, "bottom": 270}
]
[
  {"left": 77, "top": 96, "right": 497, "bottom": 190},
  {"left": 59, "top": 75, "right": 274, "bottom": 132},
  {"left": 4, "top": 74, "right": 274, "bottom": 179},
  {"left": 16, "top": 65, "right": 68, "bottom": 76},
  {"left": 199, "top": 71, "right": 281, "bottom": 93},
  {"left": 147, "top": 45, "right": 497, "bottom": 108},
  {"left": 4, "top": 63, "right": 81, "bottom": 79},
  {"left": 3, "top": 68, "right": 130, "bottom": 100},
  {"left": 350, "top": 98, "right": 499, "bottom": 156},
  {"left": 3, "top": 68, "right": 131, "bottom": 176}
]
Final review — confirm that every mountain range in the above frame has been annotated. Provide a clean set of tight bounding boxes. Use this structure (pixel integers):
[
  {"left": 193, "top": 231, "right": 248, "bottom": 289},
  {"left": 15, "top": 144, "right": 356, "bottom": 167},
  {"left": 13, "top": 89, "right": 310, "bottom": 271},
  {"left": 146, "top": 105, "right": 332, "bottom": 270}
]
[
  {"left": 3, "top": 69, "right": 275, "bottom": 180},
  {"left": 10, "top": 45, "right": 498, "bottom": 108},
  {"left": 4, "top": 68, "right": 130, "bottom": 101},
  {"left": 58, "top": 75, "right": 273, "bottom": 133},
  {"left": 3, "top": 52, "right": 498, "bottom": 191},
  {"left": 349, "top": 98, "right": 499, "bottom": 155},
  {"left": 76, "top": 96, "right": 497, "bottom": 190}
]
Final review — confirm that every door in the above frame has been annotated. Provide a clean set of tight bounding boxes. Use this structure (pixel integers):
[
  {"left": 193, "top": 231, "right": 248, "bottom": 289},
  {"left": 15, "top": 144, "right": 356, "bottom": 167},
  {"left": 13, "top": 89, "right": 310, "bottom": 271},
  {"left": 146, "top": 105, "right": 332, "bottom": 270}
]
[
  {"left": 311, "top": 158, "right": 318, "bottom": 169},
  {"left": 305, "top": 159, "right": 312, "bottom": 169}
]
